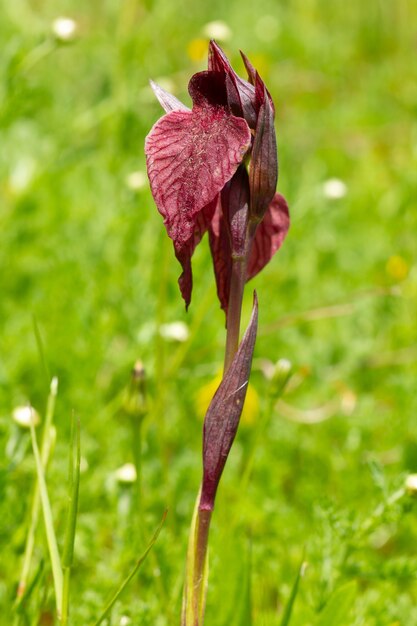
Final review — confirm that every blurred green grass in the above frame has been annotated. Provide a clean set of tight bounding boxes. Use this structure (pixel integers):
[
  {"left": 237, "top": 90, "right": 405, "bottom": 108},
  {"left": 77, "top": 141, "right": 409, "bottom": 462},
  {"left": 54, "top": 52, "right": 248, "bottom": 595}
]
[{"left": 1, "top": 0, "right": 417, "bottom": 624}]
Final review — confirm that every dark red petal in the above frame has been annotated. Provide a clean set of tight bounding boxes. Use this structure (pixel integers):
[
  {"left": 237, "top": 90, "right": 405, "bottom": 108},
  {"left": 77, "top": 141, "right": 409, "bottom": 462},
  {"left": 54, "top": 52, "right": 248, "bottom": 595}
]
[
  {"left": 200, "top": 292, "right": 258, "bottom": 511},
  {"left": 176, "top": 199, "right": 218, "bottom": 309},
  {"left": 247, "top": 193, "right": 290, "bottom": 280},
  {"left": 188, "top": 71, "right": 227, "bottom": 107},
  {"left": 208, "top": 202, "right": 232, "bottom": 313},
  {"left": 149, "top": 80, "right": 190, "bottom": 113},
  {"left": 235, "top": 77, "right": 257, "bottom": 128},
  {"left": 249, "top": 80, "right": 278, "bottom": 222},
  {"left": 145, "top": 106, "right": 251, "bottom": 252}
]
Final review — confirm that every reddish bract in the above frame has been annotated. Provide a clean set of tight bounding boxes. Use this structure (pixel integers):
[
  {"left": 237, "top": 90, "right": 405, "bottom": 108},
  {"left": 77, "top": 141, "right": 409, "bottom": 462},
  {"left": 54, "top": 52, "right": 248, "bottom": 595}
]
[{"left": 145, "top": 41, "right": 289, "bottom": 312}]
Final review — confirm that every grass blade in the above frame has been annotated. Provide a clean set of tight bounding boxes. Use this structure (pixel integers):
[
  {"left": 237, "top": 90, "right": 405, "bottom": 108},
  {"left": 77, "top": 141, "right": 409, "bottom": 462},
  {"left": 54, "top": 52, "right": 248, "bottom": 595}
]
[
  {"left": 232, "top": 537, "right": 252, "bottom": 626},
  {"left": 315, "top": 581, "right": 357, "bottom": 626},
  {"left": 29, "top": 419, "right": 63, "bottom": 617},
  {"left": 16, "top": 379, "right": 58, "bottom": 602},
  {"left": 32, "top": 315, "right": 51, "bottom": 387},
  {"left": 279, "top": 550, "right": 306, "bottom": 626},
  {"left": 61, "top": 416, "right": 81, "bottom": 626},
  {"left": 94, "top": 510, "right": 167, "bottom": 626}
]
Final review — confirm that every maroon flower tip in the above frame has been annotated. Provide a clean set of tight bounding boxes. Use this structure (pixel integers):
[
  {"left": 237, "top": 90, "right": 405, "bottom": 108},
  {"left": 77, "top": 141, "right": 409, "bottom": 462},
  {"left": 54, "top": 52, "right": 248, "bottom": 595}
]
[
  {"left": 239, "top": 50, "right": 256, "bottom": 85},
  {"left": 208, "top": 39, "right": 232, "bottom": 74}
]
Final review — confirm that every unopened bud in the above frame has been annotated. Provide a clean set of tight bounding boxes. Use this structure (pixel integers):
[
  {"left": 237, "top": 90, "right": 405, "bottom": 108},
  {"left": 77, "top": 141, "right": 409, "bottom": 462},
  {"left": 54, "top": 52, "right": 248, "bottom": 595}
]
[
  {"left": 269, "top": 358, "right": 292, "bottom": 399},
  {"left": 50, "top": 376, "right": 58, "bottom": 396},
  {"left": 123, "top": 361, "right": 147, "bottom": 419}
]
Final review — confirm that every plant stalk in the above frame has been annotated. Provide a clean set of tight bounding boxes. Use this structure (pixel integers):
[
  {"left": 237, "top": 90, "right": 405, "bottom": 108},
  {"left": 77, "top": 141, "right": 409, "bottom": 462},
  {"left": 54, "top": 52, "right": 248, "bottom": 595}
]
[
  {"left": 192, "top": 508, "right": 212, "bottom": 625},
  {"left": 185, "top": 222, "right": 257, "bottom": 625}
]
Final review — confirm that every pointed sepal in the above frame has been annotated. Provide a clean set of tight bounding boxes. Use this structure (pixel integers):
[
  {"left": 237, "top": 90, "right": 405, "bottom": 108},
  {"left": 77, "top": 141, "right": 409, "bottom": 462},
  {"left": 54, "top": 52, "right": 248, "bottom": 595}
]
[
  {"left": 149, "top": 80, "right": 190, "bottom": 113},
  {"left": 249, "top": 75, "right": 278, "bottom": 222},
  {"left": 200, "top": 293, "right": 258, "bottom": 510}
]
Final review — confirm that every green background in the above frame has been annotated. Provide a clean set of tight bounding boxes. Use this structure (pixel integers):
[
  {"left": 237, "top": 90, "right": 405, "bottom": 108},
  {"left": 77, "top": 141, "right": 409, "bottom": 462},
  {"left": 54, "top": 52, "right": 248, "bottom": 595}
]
[{"left": 1, "top": 0, "right": 417, "bottom": 624}]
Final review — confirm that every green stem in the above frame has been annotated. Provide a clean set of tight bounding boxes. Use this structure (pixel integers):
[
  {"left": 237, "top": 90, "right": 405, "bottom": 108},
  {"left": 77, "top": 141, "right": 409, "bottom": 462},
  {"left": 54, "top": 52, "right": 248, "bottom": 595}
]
[
  {"left": 131, "top": 417, "right": 142, "bottom": 521},
  {"left": 61, "top": 417, "right": 81, "bottom": 624},
  {"left": 192, "top": 508, "right": 212, "bottom": 625}
]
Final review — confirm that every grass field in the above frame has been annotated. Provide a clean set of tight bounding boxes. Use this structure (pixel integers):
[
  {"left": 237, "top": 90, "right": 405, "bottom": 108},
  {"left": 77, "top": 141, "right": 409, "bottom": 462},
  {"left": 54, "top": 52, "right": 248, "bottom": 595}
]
[{"left": 1, "top": 1, "right": 417, "bottom": 624}]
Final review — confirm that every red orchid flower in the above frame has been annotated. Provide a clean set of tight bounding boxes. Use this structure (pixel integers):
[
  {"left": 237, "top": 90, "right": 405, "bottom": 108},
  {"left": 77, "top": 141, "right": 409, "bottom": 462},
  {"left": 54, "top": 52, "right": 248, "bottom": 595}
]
[{"left": 145, "top": 41, "right": 289, "bottom": 312}]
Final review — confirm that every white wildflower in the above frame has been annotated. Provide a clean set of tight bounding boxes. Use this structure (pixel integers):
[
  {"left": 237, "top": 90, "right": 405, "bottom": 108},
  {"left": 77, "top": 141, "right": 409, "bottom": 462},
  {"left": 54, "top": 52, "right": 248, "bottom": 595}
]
[
  {"left": 159, "top": 321, "right": 189, "bottom": 342},
  {"left": 322, "top": 178, "right": 347, "bottom": 200},
  {"left": 9, "top": 157, "right": 37, "bottom": 193},
  {"left": 12, "top": 406, "right": 40, "bottom": 428},
  {"left": 125, "top": 171, "right": 147, "bottom": 191},
  {"left": 52, "top": 17, "right": 78, "bottom": 42},
  {"left": 115, "top": 463, "right": 137, "bottom": 484}
]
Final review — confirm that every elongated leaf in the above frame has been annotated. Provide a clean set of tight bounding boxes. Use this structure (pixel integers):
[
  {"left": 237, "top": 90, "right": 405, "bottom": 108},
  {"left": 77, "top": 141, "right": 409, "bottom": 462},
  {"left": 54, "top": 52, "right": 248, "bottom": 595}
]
[
  {"left": 32, "top": 315, "right": 50, "bottom": 386},
  {"left": 200, "top": 293, "right": 258, "bottom": 511},
  {"left": 233, "top": 538, "right": 252, "bottom": 626},
  {"left": 315, "top": 581, "right": 357, "bottom": 626},
  {"left": 94, "top": 511, "right": 167, "bottom": 626},
  {"left": 17, "top": 378, "right": 58, "bottom": 602},
  {"left": 63, "top": 416, "right": 81, "bottom": 568},
  {"left": 279, "top": 551, "right": 305, "bottom": 626},
  {"left": 30, "top": 422, "right": 63, "bottom": 617}
]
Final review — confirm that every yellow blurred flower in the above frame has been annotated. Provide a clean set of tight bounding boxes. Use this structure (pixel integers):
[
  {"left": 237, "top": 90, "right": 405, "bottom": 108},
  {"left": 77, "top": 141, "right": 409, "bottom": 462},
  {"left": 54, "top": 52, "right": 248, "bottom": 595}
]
[
  {"left": 386, "top": 255, "right": 409, "bottom": 281},
  {"left": 187, "top": 38, "right": 208, "bottom": 63},
  {"left": 196, "top": 371, "right": 259, "bottom": 426}
]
